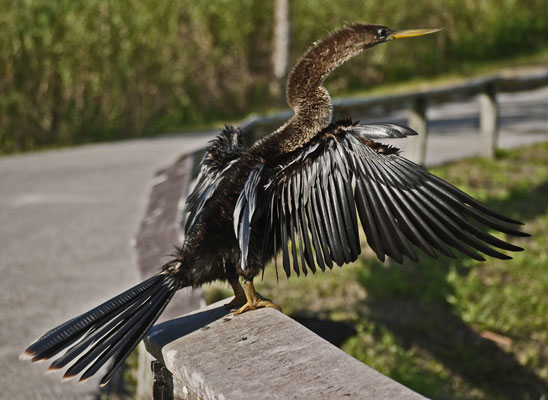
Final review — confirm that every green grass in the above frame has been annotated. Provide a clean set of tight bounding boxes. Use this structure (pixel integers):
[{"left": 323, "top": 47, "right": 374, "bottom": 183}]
[{"left": 204, "top": 142, "right": 548, "bottom": 399}]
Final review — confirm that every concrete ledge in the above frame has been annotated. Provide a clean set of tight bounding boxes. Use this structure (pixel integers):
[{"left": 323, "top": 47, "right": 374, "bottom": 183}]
[{"left": 145, "top": 299, "right": 425, "bottom": 400}]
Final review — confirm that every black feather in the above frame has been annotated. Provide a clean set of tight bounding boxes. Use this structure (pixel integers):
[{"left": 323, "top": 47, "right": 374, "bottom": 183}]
[
  {"left": 354, "top": 179, "right": 385, "bottom": 261},
  {"left": 25, "top": 276, "right": 164, "bottom": 361},
  {"left": 389, "top": 186, "right": 457, "bottom": 258},
  {"left": 382, "top": 185, "right": 437, "bottom": 258},
  {"left": 317, "top": 178, "right": 345, "bottom": 265},
  {"left": 405, "top": 187, "right": 485, "bottom": 261},
  {"left": 351, "top": 123, "right": 418, "bottom": 139},
  {"left": 279, "top": 199, "right": 292, "bottom": 277},
  {"left": 308, "top": 188, "right": 332, "bottom": 269},
  {"left": 49, "top": 291, "right": 152, "bottom": 370},
  {"left": 64, "top": 286, "right": 171, "bottom": 378},
  {"left": 419, "top": 186, "right": 523, "bottom": 252},
  {"left": 96, "top": 288, "right": 175, "bottom": 386},
  {"left": 25, "top": 275, "right": 176, "bottom": 385},
  {"left": 363, "top": 177, "right": 404, "bottom": 262},
  {"left": 327, "top": 170, "right": 353, "bottom": 262},
  {"left": 241, "top": 120, "right": 526, "bottom": 278},
  {"left": 425, "top": 173, "right": 524, "bottom": 225},
  {"left": 412, "top": 187, "right": 511, "bottom": 260},
  {"left": 334, "top": 168, "right": 360, "bottom": 258}
]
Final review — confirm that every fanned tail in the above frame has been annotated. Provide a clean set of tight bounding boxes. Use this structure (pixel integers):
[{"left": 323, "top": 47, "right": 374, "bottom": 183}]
[{"left": 21, "top": 273, "right": 179, "bottom": 386}]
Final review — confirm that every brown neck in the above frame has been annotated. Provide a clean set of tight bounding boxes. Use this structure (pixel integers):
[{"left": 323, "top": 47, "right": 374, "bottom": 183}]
[{"left": 250, "top": 26, "right": 368, "bottom": 157}]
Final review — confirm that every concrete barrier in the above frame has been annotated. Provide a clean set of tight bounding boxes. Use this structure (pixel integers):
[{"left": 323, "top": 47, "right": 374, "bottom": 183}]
[{"left": 144, "top": 300, "right": 425, "bottom": 400}]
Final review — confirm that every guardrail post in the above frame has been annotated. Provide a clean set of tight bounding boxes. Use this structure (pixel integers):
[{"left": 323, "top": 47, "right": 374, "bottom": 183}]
[
  {"left": 479, "top": 82, "right": 499, "bottom": 158},
  {"left": 408, "top": 96, "right": 428, "bottom": 165},
  {"left": 151, "top": 361, "right": 174, "bottom": 400}
]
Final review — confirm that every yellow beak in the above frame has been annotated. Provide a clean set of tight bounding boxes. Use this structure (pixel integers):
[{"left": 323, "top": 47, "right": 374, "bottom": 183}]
[{"left": 388, "top": 28, "right": 442, "bottom": 40}]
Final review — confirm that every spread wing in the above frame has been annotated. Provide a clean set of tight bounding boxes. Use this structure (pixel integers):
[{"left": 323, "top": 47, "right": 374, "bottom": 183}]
[
  {"left": 185, "top": 126, "right": 246, "bottom": 234},
  {"left": 235, "top": 121, "right": 528, "bottom": 277}
]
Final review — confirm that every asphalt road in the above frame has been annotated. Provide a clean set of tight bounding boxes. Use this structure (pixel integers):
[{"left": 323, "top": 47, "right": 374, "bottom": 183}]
[
  {"left": 0, "top": 135, "right": 215, "bottom": 399},
  {"left": 0, "top": 85, "right": 546, "bottom": 399},
  {"left": 365, "top": 85, "right": 548, "bottom": 165}
]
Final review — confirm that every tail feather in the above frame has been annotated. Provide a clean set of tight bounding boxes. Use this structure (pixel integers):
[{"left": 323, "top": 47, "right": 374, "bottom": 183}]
[
  {"left": 24, "top": 275, "right": 163, "bottom": 361},
  {"left": 64, "top": 285, "right": 172, "bottom": 380},
  {"left": 49, "top": 292, "right": 150, "bottom": 370},
  {"left": 88, "top": 287, "right": 175, "bottom": 386},
  {"left": 22, "top": 273, "right": 178, "bottom": 385}
]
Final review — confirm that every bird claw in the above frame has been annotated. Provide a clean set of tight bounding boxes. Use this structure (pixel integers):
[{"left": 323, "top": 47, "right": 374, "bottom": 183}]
[
  {"left": 232, "top": 280, "right": 281, "bottom": 315},
  {"left": 233, "top": 298, "right": 281, "bottom": 315}
]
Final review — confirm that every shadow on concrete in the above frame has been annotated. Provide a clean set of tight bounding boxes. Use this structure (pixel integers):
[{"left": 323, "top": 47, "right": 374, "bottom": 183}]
[
  {"left": 292, "top": 316, "right": 357, "bottom": 348},
  {"left": 359, "top": 179, "right": 548, "bottom": 399},
  {"left": 146, "top": 303, "right": 231, "bottom": 362}
]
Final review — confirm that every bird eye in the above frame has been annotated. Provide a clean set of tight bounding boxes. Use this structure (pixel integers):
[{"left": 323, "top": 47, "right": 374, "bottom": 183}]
[{"left": 377, "top": 28, "right": 389, "bottom": 38}]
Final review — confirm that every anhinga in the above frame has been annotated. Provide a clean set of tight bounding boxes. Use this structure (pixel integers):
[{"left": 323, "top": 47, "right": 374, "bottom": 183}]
[{"left": 22, "top": 24, "right": 528, "bottom": 385}]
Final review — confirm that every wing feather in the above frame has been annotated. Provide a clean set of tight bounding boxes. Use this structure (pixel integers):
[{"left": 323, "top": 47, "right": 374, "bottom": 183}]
[
  {"left": 279, "top": 197, "right": 291, "bottom": 277},
  {"left": 309, "top": 185, "right": 333, "bottom": 269},
  {"left": 364, "top": 178, "right": 405, "bottom": 263},
  {"left": 185, "top": 127, "right": 245, "bottom": 233},
  {"left": 293, "top": 171, "right": 316, "bottom": 273},
  {"left": 381, "top": 184, "right": 438, "bottom": 258},
  {"left": 318, "top": 175, "right": 346, "bottom": 265},
  {"left": 301, "top": 166, "right": 325, "bottom": 271},
  {"left": 355, "top": 178, "right": 386, "bottom": 261},
  {"left": 387, "top": 184, "right": 456, "bottom": 258},
  {"left": 403, "top": 187, "right": 485, "bottom": 261},
  {"left": 289, "top": 175, "right": 304, "bottom": 276},
  {"left": 287, "top": 205, "right": 301, "bottom": 276},
  {"left": 327, "top": 169, "right": 354, "bottom": 262},
  {"left": 418, "top": 186, "right": 523, "bottom": 252},
  {"left": 335, "top": 168, "right": 361, "bottom": 258},
  {"left": 234, "top": 120, "right": 527, "bottom": 277}
]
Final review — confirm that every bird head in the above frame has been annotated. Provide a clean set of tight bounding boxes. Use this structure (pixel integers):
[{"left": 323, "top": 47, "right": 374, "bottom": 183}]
[{"left": 351, "top": 24, "right": 442, "bottom": 48}]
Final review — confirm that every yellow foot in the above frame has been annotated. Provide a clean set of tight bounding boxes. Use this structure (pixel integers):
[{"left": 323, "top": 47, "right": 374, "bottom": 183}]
[
  {"left": 224, "top": 277, "right": 247, "bottom": 310},
  {"left": 232, "top": 279, "right": 281, "bottom": 315},
  {"left": 234, "top": 298, "right": 281, "bottom": 315}
]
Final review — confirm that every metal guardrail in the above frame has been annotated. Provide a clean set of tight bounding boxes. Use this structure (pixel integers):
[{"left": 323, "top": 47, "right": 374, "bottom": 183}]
[{"left": 240, "top": 68, "right": 548, "bottom": 164}]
